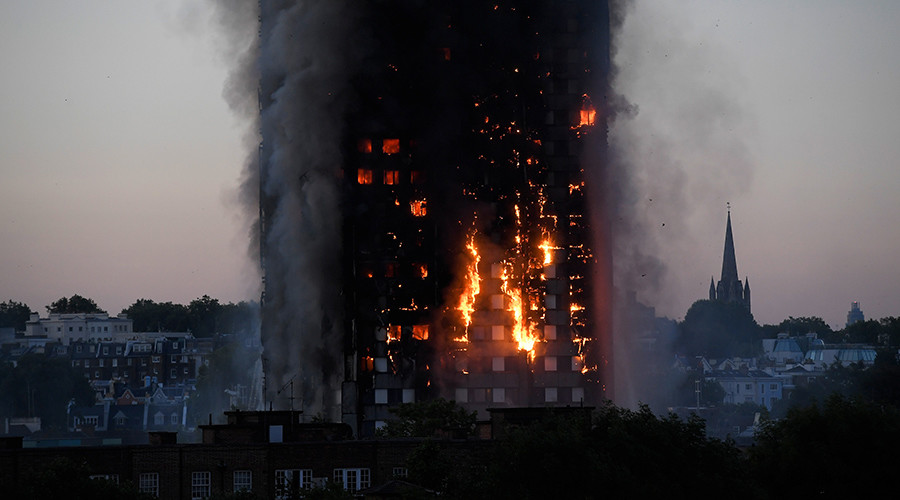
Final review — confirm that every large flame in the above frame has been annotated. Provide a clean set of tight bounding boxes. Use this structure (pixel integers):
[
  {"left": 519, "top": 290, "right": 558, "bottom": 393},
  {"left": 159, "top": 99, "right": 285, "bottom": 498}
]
[
  {"left": 455, "top": 232, "right": 481, "bottom": 342},
  {"left": 500, "top": 265, "right": 539, "bottom": 359}
]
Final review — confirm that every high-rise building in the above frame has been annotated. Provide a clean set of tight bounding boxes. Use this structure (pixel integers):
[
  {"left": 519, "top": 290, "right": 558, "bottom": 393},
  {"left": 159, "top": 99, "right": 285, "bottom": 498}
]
[
  {"left": 846, "top": 301, "right": 865, "bottom": 327},
  {"left": 259, "top": 1, "right": 612, "bottom": 437},
  {"left": 709, "top": 210, "right": 751, "bottom": 313}
]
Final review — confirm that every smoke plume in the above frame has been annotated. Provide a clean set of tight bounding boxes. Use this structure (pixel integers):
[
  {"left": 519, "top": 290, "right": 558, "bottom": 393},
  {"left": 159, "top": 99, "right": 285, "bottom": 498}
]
[{"left": 607, "top": 0, "right": 755, "bottom": 409}]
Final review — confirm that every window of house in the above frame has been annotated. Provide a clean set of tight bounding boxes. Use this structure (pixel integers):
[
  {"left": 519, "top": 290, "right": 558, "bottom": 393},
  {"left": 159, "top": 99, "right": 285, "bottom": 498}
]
[
  {"left": 171, "top": 369, "right": 177, "bottom": 379},
  {"left": 99, "top": 359, "right": 104, "bottom": 367},
  {"left": 104, "top": 326, "right": 108, "bottom": 332},
  {"left": 393, "top": 467, "right": 408, "bottom": 478},
  {"left": 233, "top": 470, "right": 252, "bottom": 493},
  {"left": 545, "top": 387, "right": 558, "bottom": 403},
  {"left": 334, "top": 468, "right": 370, "bottom": 493},
  {"left": 544, "top": 357, "right": 557, "bottom": 372},
  {"left": 191, "top": 472, "right": 210, "bottom": 500},
  {"left": 275, "top": 469, "right": 313, "bottom": 499},
  {"left": 85, "top": 415, "right": 99, "bottom": 426},
  {"left": 410, "top": 199, "right": 427, "bottom": 217},
  {"left": 114, "top": 414, "right": 126, "bottom": 426},
  {"left": 139, "top": 472, "right": 159, "bottom": 497},
  {"left": 154, "top": 413, "right": 165, "bottom": 426},
  {"left": 745, "top": 383, "right": 752, "bottom": 390},
  {"left": 103, "top": 347, "right": 109, "bottom": 355},
  {"left": 383, "top": 170, "right": 400, "bottom": 185},
  {"left": 770, "top": 383, "right": 778, "bottom": 390},
  {"left": 73, "top": 360, "right": 80, "bottom": 367},
  {"left": 84, "top": 360, "right": 90, "bottom": 367},
  {"left": 492, "top": 387, "right": 506, "bottom": 404},
  {"left": 116, "top": 347, "right": 123, "bottom": 355},
  {"left": 492, "top": 357, "right": 505, "bottom": 372},
  {"left": 152, "top": 356, "right": 160, "bottom": 363},
  {"left": 358, "top": 138, "right": 373, "bottom": 153},
  {"left": 94, "top": 370, "right": 100, "bottom": 378},
  {"left": 412, "top": 325, "right": 429, "bottom": 341},
  {"left": 90, "top": 474, "right": 119, "bottom": 484},
  {"left": 112, "top": 359, "right": 118, "bottom": 367},
  {"left": 76, "top": 345, "right": 82, "bottom": 353},
  {"left": 170, "top": 414, "right": 179, "bottom": 425}
]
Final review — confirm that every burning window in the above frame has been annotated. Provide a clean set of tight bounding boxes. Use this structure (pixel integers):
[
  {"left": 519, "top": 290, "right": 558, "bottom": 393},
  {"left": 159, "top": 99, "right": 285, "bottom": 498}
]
[
  {"left": 417, "top": 263, "right": 428, "bottom": 278},
  {"left": 360, "top": 356, "right": 374, "bottom": 371},
  {"left": 357, "top": 168, "right": 374, "bottom": 184},
  {"left": 383, "top": 170, "right": 400, "bottom": 185},
  {"left": 387, "top": 325, "right": 401, "bottom": 343},
  {"left": 358, "top": 139, "right": 373, "bottom": 153},
  {"left": 410, "top": 200, "right": 427, "bottom": 217},
  {"left": 441, "top": 47, "right": 451, "bottom": 61},
  {"left": 382, "top": 138, "right": 400, "bottom": 154},
  {"left": 412, "top": 325, "right": 429, "bottom": 341},
  {"left": 410, "top": 170, "right": 424, "bottom": 184}
]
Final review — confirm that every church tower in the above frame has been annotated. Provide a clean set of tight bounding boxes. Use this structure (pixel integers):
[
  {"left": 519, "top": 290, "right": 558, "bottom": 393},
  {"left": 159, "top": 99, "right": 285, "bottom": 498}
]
[{"left": 709, "top": 210, "right": 751, "bottom": 312}]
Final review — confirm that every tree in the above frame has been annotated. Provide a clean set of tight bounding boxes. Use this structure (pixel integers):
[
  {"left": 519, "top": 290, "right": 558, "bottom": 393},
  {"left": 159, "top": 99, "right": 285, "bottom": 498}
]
[
  {"left": 0, "top": 354, "right": 94, "bottom": 430},
  {"left": 377, "top": 398, "right": 477, "bottom": 438},
  {"left": 751, "top": 394, "right": 900, "bottom": 498},
  {"left": 16, "top": 456, "right": 154, "bottom": 500},
  {"left": 189, "top": 295, "right": 222, "bottom": 337},
  {"left": 121, "top": 299, "right": 191, "bottom": 332},
  {"left": 677, "top": 300, "right": 762, "bottom": 358},
  {"left": 0, "top": 300, "right": 33, "bottom": 331},
  {"left": 46, "top": 294, "right": 105, "bottom": 314}
]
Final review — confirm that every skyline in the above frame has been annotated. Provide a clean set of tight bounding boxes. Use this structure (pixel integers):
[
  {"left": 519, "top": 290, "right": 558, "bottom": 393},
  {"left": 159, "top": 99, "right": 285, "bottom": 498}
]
[{"left": 2, "top": 1, "right": 899, "bottom": 329}]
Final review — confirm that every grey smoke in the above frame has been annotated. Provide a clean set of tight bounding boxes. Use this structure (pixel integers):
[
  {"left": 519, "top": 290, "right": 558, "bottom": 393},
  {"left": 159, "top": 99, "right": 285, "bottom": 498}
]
[
  {"left": 607, "top": 0, "right": 754, "bottom": 409},
  {"left": 208, "top": 0, "right": 363, "bottom": 418}
]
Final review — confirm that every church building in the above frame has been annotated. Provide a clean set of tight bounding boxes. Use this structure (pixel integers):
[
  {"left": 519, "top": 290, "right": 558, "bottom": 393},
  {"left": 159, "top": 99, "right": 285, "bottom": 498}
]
[{"left": 709, "top": 210, "right": 751, "bottom": 312}]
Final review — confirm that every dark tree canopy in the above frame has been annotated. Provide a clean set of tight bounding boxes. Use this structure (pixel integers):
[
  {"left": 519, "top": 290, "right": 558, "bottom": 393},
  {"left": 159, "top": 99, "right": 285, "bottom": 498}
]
[
  {"left": 46, "top": 294, "right": 105, "bottom": 314},
  {"left": 378, "top": 398, "right": 477, "bottom": 438},
  {"left": 0, "top": 354, "right": 94, "bottom": 430},
  {"left": 121, "top": 299, "right": 191, "bottom": 332},
  {"left": 677, "top": 300, "right": 762, "bottom": 358},
  {"left": 121, "top": 297, "right": 257, "bottom": 336},
  {"left": 0, "top": 300, "right": 33, "bottom": 331}
]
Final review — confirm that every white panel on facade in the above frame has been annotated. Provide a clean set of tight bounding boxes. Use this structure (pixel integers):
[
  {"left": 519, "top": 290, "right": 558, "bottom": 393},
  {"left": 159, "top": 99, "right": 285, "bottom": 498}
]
[
  {"left": 375, "top": 327, "right": 387, "bottom": 341},
  {"left": 491, "top": 263, "right": 504, "bottom": 278},
  {"left": 544, "top": 325, "right": 557, "bottom": 340},
  {"left": 492, "top": 387, "right": 505, "bottom": 403},
  {"left": 492, "top": 357, "right": 505, "bottom": 372},
  {"left": 545, "top": 265, "right": 556, "bottom": 278},
  {"left": 545, "top": 295, "right": 557, "bottom": 309},
  {"left": 455, "top": 388, "right": 468, "bottom": 403},
  {"left": 571, "top": 356, "right": 583, "bottom": 372},
  {"left": 545, "top": 387, "right": 558, "bottom": 403},
  {"left": 374, "top": 389, "right": 388, "bottom": 404},
  {"left": 374, "top": 358, "right": 388, "bottom": 373},
  {"left": 492, "top": 325, "right": 505, "bottom": 341},
  {"left": 544, "top": 357, "right": 557, "bottom": 372},
  {"left": 491, "top": 294, "right": 505, "bottom": 310},
  {"left": 572, "top": 387, "right": 585, "bottom": 403},
  {"left": 402, "top": 389, "right": 415, "bottom": 403}
]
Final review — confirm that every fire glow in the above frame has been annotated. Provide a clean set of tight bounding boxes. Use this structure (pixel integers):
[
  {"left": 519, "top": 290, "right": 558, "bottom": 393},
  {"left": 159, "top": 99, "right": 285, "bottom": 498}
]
[{"left": 455, "top": 232, "right": 481, "bottom": 342}]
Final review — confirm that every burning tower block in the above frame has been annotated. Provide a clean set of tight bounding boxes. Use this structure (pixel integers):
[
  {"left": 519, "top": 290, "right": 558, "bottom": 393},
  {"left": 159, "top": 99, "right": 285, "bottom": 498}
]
[{"left": 259, "top": 1, "right": 612, "bottom": 437}]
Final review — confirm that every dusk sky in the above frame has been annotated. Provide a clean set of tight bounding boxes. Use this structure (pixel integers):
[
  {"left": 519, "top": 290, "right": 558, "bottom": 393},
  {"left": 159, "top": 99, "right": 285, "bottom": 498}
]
[{"left": 1, "top": 1, "right": 899, "bottom": 329}]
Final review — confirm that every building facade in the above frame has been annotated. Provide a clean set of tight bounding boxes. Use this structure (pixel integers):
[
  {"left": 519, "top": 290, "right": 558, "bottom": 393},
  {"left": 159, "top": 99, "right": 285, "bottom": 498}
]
[
  {"left": 258, "top": 1, "right": 613, "bottom": 436},
  {"left": 709, "top": 211, "right": 751, "bottom": 312}
]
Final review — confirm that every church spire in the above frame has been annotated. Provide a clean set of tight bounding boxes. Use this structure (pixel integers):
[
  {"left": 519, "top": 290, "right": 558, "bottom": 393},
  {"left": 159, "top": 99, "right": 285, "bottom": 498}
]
[{"left": 721, "top": 210, "right": 739, "bottom": 284}]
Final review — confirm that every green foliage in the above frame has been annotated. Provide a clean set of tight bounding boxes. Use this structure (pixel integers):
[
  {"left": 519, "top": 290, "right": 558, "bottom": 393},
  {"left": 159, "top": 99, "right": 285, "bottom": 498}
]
[
  {"left": 377, "top": 398, "right": 477, "bottom": 438},
  {"left": 751, "top": 394, "right": 900, "bottom": 498},
  {"left": 0, "top": 300, "right": 33, "bottom": 331},
  {"left": 677, "top": 300, "right": 762, "bottom": 358},
  {"left": 121, "top": 297, "right": 256, "bottom": 336},
  {"left": 676, "top": 370, "right": 726, "bottom": 407},
  {"left": 46, "top": 294, "right": 105, "bottom": 314},
  {"left": 121, "top": 298, "right": 191, "bottom": 332},
  {"left": 17, "top": 456, "right": 154, "bottom": 500},
  {"left": 0, "top": 353, "right": 94, "bottom": 429},
  {"left": 302, "top": 481, "right": 355, "bottom": 500},
  {"left": 772, "top": 316, "right": 832, "bottom": 337}
]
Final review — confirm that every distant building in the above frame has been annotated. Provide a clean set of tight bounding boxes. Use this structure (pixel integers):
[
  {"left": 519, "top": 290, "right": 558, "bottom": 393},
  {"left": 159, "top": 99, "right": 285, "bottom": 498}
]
[
  {"left": 23, "top": 312, "right": 133, "bottom": 344},
  {"left": 709, "top": 210, "right": 751, "bottom": 313},
  {"left": 846, "top": 301, "right": 865, "bottom": 327}
]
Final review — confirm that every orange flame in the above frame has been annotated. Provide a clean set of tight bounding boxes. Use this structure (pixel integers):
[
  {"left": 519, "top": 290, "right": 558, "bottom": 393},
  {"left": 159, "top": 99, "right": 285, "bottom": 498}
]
[
  {"left": 500, "top": 265, "right": 539, "bottom": 359},
  {"left": 455, "top": 233, "right": 481, "bottom": 342},
  {"left": 539, "top": 239, "right": 553, "bottom": 266}
]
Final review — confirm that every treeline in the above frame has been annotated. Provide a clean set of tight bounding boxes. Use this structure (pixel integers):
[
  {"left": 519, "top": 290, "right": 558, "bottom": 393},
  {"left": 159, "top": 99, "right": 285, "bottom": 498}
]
[
  {"left": 387, "top": 398, "right": 900, "bottom": 499},
  {"left": 676, "top": 299, "right": 900, "bottom": 359},
  {"left": 0, "top": 295, "right": 258, "bottom": 337}
]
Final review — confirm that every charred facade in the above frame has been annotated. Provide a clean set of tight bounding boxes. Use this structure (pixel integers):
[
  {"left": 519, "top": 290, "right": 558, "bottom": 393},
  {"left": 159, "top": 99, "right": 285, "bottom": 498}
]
[{"left": 260, "top": 1, "right": 612, "bottom": 437}]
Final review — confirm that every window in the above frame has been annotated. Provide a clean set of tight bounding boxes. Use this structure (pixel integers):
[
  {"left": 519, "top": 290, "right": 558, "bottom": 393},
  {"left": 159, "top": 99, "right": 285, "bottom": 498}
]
[
  {"left": 139, "top": 472, "right": 159, "bottom": 497},
  {"left": 233, "top": 470, "right": 252, "bottom": 493},
  {"left": 358, "top": 138, "right": 373, "bottom": 153},
  {"left": 154, "top": 413, "right": 165, "bottom": 426},
  {"left": 410, "top": 199, "right": 427, "bottom": 217},
  {"left": 84, "top": 415, "right": 99, "bottom": 426},
  {"left": 152, "top": 356, "right": 161, "bottom": 363},
  {"left": 170, "top": 413, "right": 179, "bottom": 425},
  {"left": 114, "top": 414, "right": 126, "bottom": 426},
  {"left": 410, "top": 170, "right": 424, "bottom": 184},
  {"left": 99, "top": 359, "right": 104, "bottom": 367},
  {"left": 112, "top": 359, "right": 118, "bottom": 367},
  {"left": 171, "top": 369, "right": 178, "bottom": 379},
  {"left": 492, "top": 387, "right": 506, "bottom": 404},
  {"left": 84, "top": 359, "right": 90, "bottom": 367},
  {"left": 383, "top": 170, "right": 400, "bottom": 185},
  {"left": 492, "top": 357, "right": 505, "bottom": 372},
  {"left": 375, "top": 389, "right": 388, "bottom": 404},
  {"left": 334, "top": 468, "right": 370, "bottom": 493},
  {"left": 382, "top": 138, "right": 400, "bottom": 154},
  {"left": 545, "top": 387, "right": 558, "bottom": 403},
  {"left": 393, "top": 467, "right": 408, "bottom": 478},
  {"left": 357, "top": 168, "right": 374, "bottom": 184},
  {"left": 191, "top": 472, "right": 210, "bottom": 500},
  {"left": 275, "top": 469, "right": 312, "bottom": 499},
  {"left": 770, "top": 383, "right": 778, "bottom": 390},
  {"left": 745, "top": 383, "right": 752, "bottom": 390},
  {"left": 412, "top": 325, "right": 429, "bottom": 341},
  {"left": 103, "top": 346, "right": 109, "bottom": 355}
]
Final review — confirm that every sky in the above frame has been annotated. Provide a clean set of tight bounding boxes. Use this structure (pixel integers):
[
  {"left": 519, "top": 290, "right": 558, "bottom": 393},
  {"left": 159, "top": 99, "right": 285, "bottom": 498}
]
[{"left": 0, "top": 1, "right": 898, "bottom": 329}]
